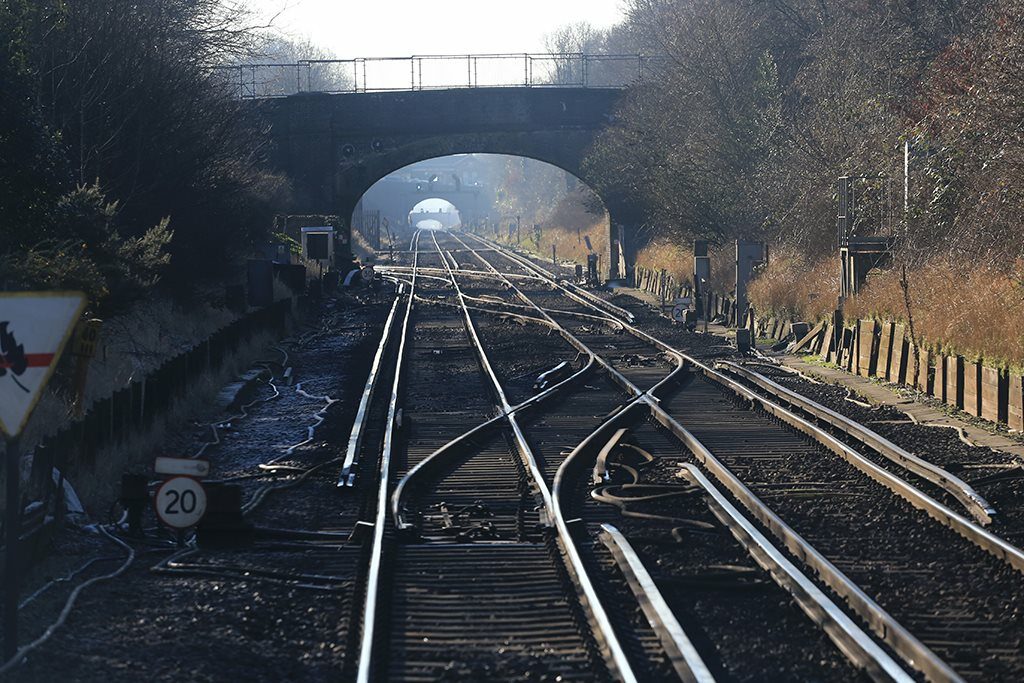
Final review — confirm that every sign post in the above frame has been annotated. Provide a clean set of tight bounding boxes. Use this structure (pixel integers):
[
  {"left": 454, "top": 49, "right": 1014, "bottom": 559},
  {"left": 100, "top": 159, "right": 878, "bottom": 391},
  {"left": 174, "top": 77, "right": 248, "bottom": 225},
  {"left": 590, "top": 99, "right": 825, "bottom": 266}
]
[
  {"left": 671, "top": 297, "right": 693, "bottom": 323},
  {"left": 71, "top": 319, "right": 102, "bottom": 417},
  {"left": 0, "top": 291, "right": 86, "bottom": 661},
  {"left": 3, "top": 434, "right": 20, "bottom": 661}
]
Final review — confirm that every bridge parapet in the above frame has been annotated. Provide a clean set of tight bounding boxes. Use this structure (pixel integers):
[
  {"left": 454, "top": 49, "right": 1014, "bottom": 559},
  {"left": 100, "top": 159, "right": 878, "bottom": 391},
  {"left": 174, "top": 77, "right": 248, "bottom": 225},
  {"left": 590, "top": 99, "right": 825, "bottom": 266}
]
[{"left": 218, "top": 53, "right": 666, "bottom": 99}]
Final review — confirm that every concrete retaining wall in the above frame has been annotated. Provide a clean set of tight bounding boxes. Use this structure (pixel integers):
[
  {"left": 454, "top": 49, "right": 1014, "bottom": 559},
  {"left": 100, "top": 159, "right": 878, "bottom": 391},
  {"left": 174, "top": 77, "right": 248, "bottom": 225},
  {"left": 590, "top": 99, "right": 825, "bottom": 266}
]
[
  {"left": 964, "top": 359, "right": 982, "bottom": 417},
  {"left": 945, "top": 355, "right": 965, "bottom": 410},
  {"left": 28, "top": 299, "right": 293, "bottom": 500},
  {"left": 982, "top": 366, "right": 1008, "bottom": 424},
  {"left": 912, "top": 346, "right": 936, "bottom": 395},
  {"left": 875, "top": 322, "right": 895, "bottom": 381},
  {"left": 857, "top": 320, "right": 878, "bottom": 378},
  {"left": 1011, "top": 374, "right": 1024, "bottom": 432},
  {"left": 638, "top": 280, "right": 1020, "bottom": 433},
  {"left": 892, "top": 324, "right": 908, "bottom": 384},
  {"left": 815, "top": 318, "right": 1020, "bottom": 431},
  {"left": 635, "top": 265, "right": 691, "bottom": 304}
]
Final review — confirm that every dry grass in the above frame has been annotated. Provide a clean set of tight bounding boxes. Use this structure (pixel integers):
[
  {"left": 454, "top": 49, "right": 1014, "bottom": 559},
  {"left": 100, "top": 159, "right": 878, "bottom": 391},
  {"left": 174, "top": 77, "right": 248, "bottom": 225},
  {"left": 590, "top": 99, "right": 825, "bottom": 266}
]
[
  {"left": 708, "top": 248, "right": 736, "bottom": 295},
  {"left": 494, "top": 197, "right": 610, "bottom": 268},
  {"left": 80, "top": 298, "right": 238, "bottom": 406},
  {"left": 636, "top": 239, "right": 693, "bottom": 286},
  {"left": 748, "top": 250, "right": 840, "bottom": 322},
  {"left": 351, "top": 228, "right": 377, "bottom": 260},
  {"left": 632, "top": 239, "right": 742, "bottom": 296},
  {"left": 747, "top": 249, "right": 1024, "bottom": 367},
  {"left": 846, "top": 257, "right": 1024, "bottom": 367}
]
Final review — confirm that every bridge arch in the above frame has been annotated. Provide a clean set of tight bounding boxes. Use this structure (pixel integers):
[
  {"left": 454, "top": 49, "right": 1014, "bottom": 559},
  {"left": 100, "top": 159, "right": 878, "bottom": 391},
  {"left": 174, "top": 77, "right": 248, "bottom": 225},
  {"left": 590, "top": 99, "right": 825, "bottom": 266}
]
[
  {"left": 351, "top": 153, "right": 612, "bottom": 269},
  {"left": 408, "top": 198, "right": 462, "bottom": 230},
  {"left": 257, "top": 87, "right": 635, "bottom": 278}
]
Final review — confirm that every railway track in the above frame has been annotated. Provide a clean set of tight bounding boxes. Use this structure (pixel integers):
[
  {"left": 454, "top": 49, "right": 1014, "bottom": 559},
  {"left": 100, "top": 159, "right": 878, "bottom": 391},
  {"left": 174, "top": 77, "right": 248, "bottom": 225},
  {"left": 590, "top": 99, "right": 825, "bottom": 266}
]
[
  {"left": 13, "top": 230, "right": 1020, "bottom": 681},
  {"left": 448, "top": 232, "right": 1024, "bottom": 682},
  {"left": 333, "top": 225, "right": 1024, "bottom": 681},
  {"left": 359, "top": 230, "right": 920, "bottom": 681},
  {"left": 349, "top": 230, "right": 640, "bottom": 681}
]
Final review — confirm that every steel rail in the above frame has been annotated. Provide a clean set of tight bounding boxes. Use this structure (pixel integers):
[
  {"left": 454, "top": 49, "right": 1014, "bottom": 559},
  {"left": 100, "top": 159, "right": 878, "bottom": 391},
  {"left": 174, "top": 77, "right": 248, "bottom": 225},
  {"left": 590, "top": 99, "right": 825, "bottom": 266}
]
[
  {"left": 699, "top": 364, "right": 1024, "bottom": 574},
  {"left": 654, "top": 411, "right": 960, "bottom": 683},
  {"left": 388, "top": 258, "right": 619, "bottom": 307},
  {"left": 462, "top": 292, "right": 626, "bottom": 326},
  {"left": 461, "top": 233, "right": 635, "bottom": 322},
  {"left": 718, "top": 361, "right": 996, "bottom": 525},
  {"left": 603, "top": 289, "right": 1024, "bottom": 575},
  {"left": 393, "top": 277, "right": 602, "bottom": 528},
  {"left": 598, "top": 523, "right": 717, "bottom": 683},
  {"left": 427, "top": 232, "right": 555, "bottom": 514},
  {"left": 354, "top": 231, "right": 421, "bottom": 683},
  {"left": 380, "top": 264, "right": 545, "bottom": 283},
  {"left": 673, "top": 469, "right": 915, "bottom": 683},
  {"left": 338, "top": 295, "right": 403, "bottom": 487},
  {"left": 414, "top": 294, "right": 553, "bottom": 326},
  {"left": 447, "top": 232, "right": 743, "bottom": 680},
  {"left": 471, "top": 236, "right": 961, "bottom": 681},
  {"left": 425, "top": 230, "right": 640, "bottom": 682},
  {"left": 554, "top": 398, "right": 921, "bottom": 683},
  {"left": 391, "top": 353, "right": 597, "bottom": 530},
  {"left": 385, "top": 247, "right": 502, "bottom": 254},
  {"left": 474, "top": 235, "right": 1024, "bottom": 571},
  {"left": 447, "top": 232, "right": 679, "bottom": 400}
]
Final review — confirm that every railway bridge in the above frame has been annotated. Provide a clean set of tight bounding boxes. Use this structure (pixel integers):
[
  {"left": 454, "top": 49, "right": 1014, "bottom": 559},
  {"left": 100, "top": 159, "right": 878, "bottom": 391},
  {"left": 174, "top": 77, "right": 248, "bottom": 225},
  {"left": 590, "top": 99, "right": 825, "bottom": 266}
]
[
  {"left": 356, "top": 173, "right": 493, "bottom": 232},
  {"left": 240, "top": 54, "right": 652, "bottom": 278}
]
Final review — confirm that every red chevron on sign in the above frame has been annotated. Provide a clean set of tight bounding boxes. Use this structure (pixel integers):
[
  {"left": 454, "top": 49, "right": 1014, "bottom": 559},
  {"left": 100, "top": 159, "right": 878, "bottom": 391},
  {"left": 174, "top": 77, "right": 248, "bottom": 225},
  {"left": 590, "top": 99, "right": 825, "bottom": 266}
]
[
  {"left": 0, "top": 354, "right": 54, "bottom": 369},
  {"left": 0, "top": 292, "right": 87, "bottom": 437}
]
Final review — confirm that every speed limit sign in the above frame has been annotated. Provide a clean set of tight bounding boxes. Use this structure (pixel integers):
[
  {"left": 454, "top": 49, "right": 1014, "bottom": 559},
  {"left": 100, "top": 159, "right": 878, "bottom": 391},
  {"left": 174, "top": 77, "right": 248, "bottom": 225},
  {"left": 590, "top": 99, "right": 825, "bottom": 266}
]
[
  {"left": 155, "top": 476, "right": 207, "bottom": 529},
  {"left": 672, "top": 297, "right": 693, "bottom": 323}
]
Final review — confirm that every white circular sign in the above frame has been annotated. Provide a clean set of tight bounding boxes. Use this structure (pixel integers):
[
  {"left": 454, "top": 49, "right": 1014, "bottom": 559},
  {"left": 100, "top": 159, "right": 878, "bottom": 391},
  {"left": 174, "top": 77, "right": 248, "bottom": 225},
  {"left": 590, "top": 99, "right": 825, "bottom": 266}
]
[
  {"left": 361, "top": 265, "right": 375, "bottom": 282},
  {"left": 155, "top": 477, "right": 207, "bottom": 529},
  {"left": 672, "top": 304, "right": 688, "bottom": 322}
]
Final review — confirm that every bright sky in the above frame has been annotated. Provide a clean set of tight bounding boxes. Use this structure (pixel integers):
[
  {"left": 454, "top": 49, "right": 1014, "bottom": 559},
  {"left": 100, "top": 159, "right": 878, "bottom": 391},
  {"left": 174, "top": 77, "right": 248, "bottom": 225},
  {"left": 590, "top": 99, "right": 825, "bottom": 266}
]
[{"left": 254, "top": 0, "right": 626, "bottom": 58}]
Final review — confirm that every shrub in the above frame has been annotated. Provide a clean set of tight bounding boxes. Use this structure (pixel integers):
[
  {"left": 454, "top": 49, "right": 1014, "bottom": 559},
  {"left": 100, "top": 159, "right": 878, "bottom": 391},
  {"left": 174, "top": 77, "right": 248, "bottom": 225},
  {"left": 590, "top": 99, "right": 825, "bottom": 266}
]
[{"left": 0, "top": 183, "right": 172, "bottom": 311}]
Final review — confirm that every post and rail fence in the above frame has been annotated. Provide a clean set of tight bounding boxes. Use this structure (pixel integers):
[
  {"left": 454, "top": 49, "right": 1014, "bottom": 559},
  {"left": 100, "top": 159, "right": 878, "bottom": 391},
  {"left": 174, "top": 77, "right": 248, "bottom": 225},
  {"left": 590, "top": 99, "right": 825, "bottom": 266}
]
[
  {"left": 7, "top": 298, "right": 293, "bottom": 523},
  {"left": 634, "top": 265, "right": 740, "bottom": 325},
  {"left": 215, "top": 53, "right": 669, "bottom": 99}
]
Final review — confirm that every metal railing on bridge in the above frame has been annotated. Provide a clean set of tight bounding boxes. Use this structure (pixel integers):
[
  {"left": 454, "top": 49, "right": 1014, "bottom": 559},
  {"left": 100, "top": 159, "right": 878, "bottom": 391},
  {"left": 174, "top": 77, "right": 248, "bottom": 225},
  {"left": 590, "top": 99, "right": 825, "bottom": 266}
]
[{"left": 215, "top": 53, "right": 667, "bottom": 99}]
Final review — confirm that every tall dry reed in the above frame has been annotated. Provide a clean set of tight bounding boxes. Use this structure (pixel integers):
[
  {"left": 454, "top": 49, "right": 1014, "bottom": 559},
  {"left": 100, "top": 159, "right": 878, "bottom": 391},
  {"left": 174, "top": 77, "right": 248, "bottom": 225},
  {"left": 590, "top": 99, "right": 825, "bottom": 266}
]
[
  {"left": 748, "top": 251, "right": 839, "bottom": 322},
  {"left": 847, "top": 257, "right": 1024, "bottom": 367},
  {"left": 493, "top": 197, "right": 610, "bottom": 268},
  {"left": 636, "top": 239, "right": 693, "bottom": 286}
]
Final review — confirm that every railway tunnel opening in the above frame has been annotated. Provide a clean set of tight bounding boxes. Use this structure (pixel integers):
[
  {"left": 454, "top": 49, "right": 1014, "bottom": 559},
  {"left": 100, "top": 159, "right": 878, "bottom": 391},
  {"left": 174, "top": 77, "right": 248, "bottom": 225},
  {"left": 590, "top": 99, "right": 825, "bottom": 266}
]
[
  {"left": 410, "top": 198, "right": 462, "bottom": 230},
  {"left": 351, "top": 153, "right": 614, "bottom": 273}
]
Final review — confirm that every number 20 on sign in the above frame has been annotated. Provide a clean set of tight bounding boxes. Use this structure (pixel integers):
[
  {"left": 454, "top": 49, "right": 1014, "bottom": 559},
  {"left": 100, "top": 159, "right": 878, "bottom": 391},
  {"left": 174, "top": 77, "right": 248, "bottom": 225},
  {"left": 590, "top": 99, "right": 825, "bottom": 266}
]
[{"left": 155, "top": 476, "right": 207, "bottom": 529}]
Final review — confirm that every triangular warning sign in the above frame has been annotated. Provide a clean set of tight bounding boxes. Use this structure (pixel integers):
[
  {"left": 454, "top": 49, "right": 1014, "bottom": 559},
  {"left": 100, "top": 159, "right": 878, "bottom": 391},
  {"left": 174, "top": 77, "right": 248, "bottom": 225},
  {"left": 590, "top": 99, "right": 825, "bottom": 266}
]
[{"left": 0, "top": 292, "right": 86, "bottom": 437}]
